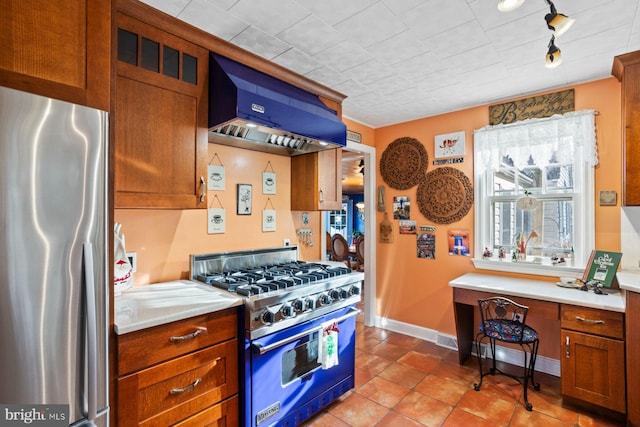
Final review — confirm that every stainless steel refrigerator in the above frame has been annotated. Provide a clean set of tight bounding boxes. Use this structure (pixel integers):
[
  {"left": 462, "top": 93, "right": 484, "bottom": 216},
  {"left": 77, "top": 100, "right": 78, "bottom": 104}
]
[{"left": 0, "top": 86, "right": 109, "bottom": 426}]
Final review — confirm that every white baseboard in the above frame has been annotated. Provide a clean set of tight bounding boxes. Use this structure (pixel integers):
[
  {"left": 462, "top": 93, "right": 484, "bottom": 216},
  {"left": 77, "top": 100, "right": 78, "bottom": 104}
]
[{"left": 375, "top": 315, "right": 560, "bottom": 377}]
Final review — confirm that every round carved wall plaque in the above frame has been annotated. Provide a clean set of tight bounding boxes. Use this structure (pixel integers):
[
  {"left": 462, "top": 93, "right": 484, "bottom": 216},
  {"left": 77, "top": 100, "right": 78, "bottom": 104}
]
[
  {"left": 380, "top": 137, "right": 428, "bottom": 190},
  {"left": 417, "top": 167, "right": 473, "bottom": 224}
]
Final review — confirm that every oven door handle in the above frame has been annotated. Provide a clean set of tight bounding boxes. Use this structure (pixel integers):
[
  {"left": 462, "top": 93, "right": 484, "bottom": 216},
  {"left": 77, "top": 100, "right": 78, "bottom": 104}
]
[{"left": 252, "top": 307, "right": 361, "bottom": 355}]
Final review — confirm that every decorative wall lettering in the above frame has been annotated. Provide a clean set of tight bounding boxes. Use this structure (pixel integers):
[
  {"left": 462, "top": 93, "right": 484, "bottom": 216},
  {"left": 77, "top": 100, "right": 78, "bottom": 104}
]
[{"left": 489, "top": 89, "right": 574, "bottom": 125}]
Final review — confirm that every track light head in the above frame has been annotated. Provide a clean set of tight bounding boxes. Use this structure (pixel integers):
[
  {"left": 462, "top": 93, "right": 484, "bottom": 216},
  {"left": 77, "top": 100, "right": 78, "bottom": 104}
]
[
  {"left": 545, "top": 35, "right": 563, "bottom": 69},
  {"left": 498, "top": 0, "right": 525, "bottom": 12},
  {"left": 544, "top": 0, "right": 575, "bottom": 36}
]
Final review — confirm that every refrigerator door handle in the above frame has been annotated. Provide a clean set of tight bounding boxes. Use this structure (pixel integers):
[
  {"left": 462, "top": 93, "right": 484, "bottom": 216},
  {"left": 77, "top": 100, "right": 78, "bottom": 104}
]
[{"left": 84, "top": 242, "right": 98, "bottom": 426}]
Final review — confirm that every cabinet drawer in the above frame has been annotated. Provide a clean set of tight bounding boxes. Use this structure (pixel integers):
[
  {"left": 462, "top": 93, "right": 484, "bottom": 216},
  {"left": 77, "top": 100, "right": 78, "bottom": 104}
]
[
  {"left": 561, "top": 305, "right": 624, "bottom": 339},
  {"left": 118, "top": 308, "right": 237, "bottom": 375},
  {"left": 174, "top": 395, "right": 238, "bottom": 427},
  {"left": 117, "top": 339, "right": 238, "bottom": 426}
]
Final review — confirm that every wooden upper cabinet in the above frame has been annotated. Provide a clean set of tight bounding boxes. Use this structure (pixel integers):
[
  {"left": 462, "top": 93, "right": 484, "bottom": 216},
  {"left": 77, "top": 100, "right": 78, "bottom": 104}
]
[
  {"left": 612, "top": 50, "right": 640, "bottom": 206},
  {"left": 291, "top": 149, "right": 342, "bottom": 211},
  {"left": 0, "top": 0, "right": 110, "bottom": 110},
  {"left": 114, "top": 12, "right": 208, "bottom": 209}
]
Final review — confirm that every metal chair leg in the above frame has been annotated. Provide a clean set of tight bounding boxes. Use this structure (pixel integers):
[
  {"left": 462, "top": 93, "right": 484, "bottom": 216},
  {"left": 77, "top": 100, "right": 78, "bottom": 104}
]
[{"left": 473, "top": 333, "right": 485, "bottom": 391}]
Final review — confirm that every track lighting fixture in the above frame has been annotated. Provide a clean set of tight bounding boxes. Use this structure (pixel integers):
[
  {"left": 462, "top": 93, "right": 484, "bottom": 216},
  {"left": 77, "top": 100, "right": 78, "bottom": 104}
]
[
  {"left": 497, "top": 0, "right": 525, "bottom": 12},
  {"left": 498, "top": 0, "right": 573, "bottom": 68},
  {"left": 545, "top": 35, "right": 562, "bottom": 69},
  {"left": 544, "top": 0, "right": 575, "bottom": 36}
]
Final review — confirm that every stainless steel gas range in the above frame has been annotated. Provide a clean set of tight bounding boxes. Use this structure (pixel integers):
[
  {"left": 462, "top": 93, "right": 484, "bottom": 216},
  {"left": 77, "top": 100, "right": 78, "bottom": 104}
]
[{"left": 190, "top": 246, "right": 363, "bottom": 427}]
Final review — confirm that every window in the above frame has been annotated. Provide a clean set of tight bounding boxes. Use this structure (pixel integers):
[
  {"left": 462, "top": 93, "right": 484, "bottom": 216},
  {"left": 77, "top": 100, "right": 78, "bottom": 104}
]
[{"left": 473, "top": 111, "right": 598, "bottom": 276}]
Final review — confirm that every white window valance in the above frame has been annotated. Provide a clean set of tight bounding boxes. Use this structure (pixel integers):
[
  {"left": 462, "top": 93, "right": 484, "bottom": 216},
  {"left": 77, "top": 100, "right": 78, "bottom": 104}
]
[{"left": 473, "top": 110, "right": 598, "bottom": 169}]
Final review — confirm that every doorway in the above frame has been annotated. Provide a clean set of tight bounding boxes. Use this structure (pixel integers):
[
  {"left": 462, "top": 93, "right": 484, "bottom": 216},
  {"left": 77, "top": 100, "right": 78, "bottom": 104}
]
[{"left": 322, "top": 141, "right": 376, "bottom": 327}]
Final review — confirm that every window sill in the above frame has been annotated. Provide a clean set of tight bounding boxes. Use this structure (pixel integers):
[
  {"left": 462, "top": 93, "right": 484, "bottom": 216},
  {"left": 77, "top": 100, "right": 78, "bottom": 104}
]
[{"left": 471, "top": 258, "right": 585, "bottom": 278}]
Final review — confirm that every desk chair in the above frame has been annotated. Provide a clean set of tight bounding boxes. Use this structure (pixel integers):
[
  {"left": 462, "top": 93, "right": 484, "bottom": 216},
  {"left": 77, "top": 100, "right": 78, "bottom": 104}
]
[{"left": 474, "top": 297, "right": 540, "bottom": 411}]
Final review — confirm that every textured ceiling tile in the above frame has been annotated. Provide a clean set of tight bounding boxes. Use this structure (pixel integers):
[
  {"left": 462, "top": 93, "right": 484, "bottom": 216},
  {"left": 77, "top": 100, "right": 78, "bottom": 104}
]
[
  {"left": 401, "top": 0, "right": 476, "bottom": 39},
  {"left": 278, "top": 15, "right": 343, "bottom": 56},
  {"left": 178, "top": 0, "right": 249, "bottom": 41},
  {"left": 143, "top": 0, "right": 640, "bottom": 127},
  {"left": 313, "top": 41, "right": 374, "bottom": 72},
  {"left": 294, "top": 0, "right": 378, "bottom": 26},
  {"left": 230, "top": 26, "right": 291, "bottom": 59},
  {"left": 382, "top": 0, "right": 429, "bottom": 16},
  {"left": 141, "top": 0, "right": 191, "bottom": 16},
  {"left": 333, "top": 2, "right": 408, "bottom": 48},
  {"left": 366, "top": 29, "right": 430, "bottom": 65},
  {"left": 342, "top": 58, "right": 396, "bottom": 86},
  {"left": 333, "top": 79, "right": 371, "bottom": 98},
  {"left": 305, "top": 66, "right": 349, "bottom": 88},
  {"left": 272, "top": 48, "right": 322, "bottom": 75},
  {"left": 394, "top": 51, "right": 444, "bottom": 81},
  {"left": 422, "top": 20, "right": 491, "bottom": 59},
  {"left": 228, "top": 0, "right": 309, "bottom": 35}
]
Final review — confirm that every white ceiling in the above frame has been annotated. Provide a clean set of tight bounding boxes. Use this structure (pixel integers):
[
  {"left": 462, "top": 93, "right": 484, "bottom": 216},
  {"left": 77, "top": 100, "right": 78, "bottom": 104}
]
[{"left": 142, "top": 0, "right": 640, "bottom": 128}]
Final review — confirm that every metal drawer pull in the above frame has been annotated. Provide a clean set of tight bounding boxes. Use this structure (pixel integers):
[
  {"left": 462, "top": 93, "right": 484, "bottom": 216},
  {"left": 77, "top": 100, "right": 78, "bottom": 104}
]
[
  {"left": 169, "top": 327, "right": 206, "bottom": 342},
  {"left": 565, "top": 336, "right": 570, "bottom": 358},
  {"left": 200, "top": 176, "right": 206, "bottom": 203},
  {"left": 575, "top": 316, "right": 605, "bottom": 325},
  {"left": 253, "top": 308, "right": 360, "bottom": 355},
  {"left": 170, "top": 378, "right": 201, "bottom": 395}
]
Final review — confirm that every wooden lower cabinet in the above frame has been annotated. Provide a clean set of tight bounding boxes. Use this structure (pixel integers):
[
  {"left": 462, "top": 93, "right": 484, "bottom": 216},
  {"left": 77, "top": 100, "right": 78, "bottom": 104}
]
[
  {"left": 560, "top": 305, "right": 626, "bottom": 413},
  {"left": 116, "top": 309, "right": 239, "bottom": 426},
  {"left": 626, "top": 291, "right": 640, "bottom": 427}
]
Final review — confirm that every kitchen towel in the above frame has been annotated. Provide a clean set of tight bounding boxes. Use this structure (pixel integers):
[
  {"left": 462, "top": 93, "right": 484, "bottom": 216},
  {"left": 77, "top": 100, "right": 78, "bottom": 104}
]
[{"left": 317, "top": 321, "right": 339, "bottom": 369}]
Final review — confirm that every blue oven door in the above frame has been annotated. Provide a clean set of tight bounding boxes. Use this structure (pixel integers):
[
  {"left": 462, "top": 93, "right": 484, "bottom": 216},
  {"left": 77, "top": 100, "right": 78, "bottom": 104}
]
[{"left": 247, "top": 305, "right": 358, "bottom": 427}]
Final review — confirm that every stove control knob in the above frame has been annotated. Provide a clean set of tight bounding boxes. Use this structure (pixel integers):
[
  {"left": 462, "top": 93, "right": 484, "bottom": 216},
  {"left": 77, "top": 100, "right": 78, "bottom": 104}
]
[
  {"left": 318, "top": 293, "right": 332, "bottom": 306},
  {"left": 261, "top": 310, "right": 276, "bottom": 325},
  {"left": 350, "top": 286, "right": 361, "bottom": 296},
  {"left": 281, "top": 303, "right": 295, "bottom": 318},
  {"left": 330, "top": 289, "right": 342, "bottom": 301},
  {"left": 304, "top": 298, "right": 315, "bottom": 311},
  {"left": 292, "top": 298, "right": 305, "bottom": 312},
  {"left": 340, "top": 288, "right": 351, "bottom": 299}
]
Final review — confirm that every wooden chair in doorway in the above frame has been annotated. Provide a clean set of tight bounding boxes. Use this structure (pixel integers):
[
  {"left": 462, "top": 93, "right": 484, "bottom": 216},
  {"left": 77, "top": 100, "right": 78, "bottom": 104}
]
[
  {"left": 329, "top": 234, "right": 356, "bottom": 269},
  {"left": 354, "top": 236, "right": 364, "bottom": 271}
]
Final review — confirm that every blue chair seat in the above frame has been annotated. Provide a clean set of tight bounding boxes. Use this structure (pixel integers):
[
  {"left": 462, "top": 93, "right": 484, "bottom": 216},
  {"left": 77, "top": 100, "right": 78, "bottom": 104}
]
[{"left": 480, "top": 319, "right": 538, "bottom": 343}]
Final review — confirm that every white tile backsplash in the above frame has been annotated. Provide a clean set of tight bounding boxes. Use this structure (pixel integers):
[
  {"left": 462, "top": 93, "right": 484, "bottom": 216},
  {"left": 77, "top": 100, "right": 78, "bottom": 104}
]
[{"left": 621, "top": 207, "right": 640, "bottom": 271}]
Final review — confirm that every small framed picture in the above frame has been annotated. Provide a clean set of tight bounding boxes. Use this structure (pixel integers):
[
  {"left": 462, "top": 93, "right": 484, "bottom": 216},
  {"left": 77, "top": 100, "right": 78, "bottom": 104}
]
[
  {"left": 434, "top": 131, "right": 465, "bottom": 159},
  {"left": 263, "top": 171, "right": 276, "bottom": 194},
  {"left": 237, "top": 184, "right": 252, "bottom": 215}
]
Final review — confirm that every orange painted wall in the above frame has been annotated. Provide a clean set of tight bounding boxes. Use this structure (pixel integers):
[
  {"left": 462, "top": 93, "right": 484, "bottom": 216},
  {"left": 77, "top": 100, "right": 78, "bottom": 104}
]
[
  {"left": 373, "top": 78, "right": 622, "bottom": 358},
  {"left": 115, "top": 143, "right": 307, "bottom": 285},
  {"left": 344, "top": 118, "right": 376, "bottom": 148},
  {"left": 114, "top": 77, "right": 622, "bottom": 359}
]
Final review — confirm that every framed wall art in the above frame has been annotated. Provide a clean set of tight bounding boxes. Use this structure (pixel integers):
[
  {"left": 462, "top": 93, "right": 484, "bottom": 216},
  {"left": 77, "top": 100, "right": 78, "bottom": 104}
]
[
  {"left": 237, "top": 184, "right": 252, "bottom": 215},
  {"left": 434, "top": 131, "right": 465, "bottom": 159}
]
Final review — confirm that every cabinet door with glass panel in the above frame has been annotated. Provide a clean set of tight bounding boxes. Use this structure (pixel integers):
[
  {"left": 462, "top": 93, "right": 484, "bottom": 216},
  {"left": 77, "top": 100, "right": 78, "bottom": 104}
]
[{"left": 328, "top": 201, "right": 353, "bottom": 240}]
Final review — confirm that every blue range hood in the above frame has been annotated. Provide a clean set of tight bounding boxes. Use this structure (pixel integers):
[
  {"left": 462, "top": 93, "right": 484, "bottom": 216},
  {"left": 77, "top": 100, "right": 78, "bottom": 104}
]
[{"left": 208, "top": 53, "right": 347, "bottom": 156}]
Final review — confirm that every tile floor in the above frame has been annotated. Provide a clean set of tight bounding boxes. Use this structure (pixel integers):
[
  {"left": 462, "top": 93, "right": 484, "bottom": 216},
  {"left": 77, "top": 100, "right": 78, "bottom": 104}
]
[{"left": 302, "top": 307, "right": 624, "bottom": 427}]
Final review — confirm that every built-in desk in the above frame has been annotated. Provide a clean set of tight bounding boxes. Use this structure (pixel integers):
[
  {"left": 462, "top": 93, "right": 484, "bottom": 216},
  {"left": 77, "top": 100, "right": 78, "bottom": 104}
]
[
  {"left": 450, "top": 273, "right": 625, "bottom": 364},
  {"left": 450, "top": 272, "right": 627, "bottom": 414}
]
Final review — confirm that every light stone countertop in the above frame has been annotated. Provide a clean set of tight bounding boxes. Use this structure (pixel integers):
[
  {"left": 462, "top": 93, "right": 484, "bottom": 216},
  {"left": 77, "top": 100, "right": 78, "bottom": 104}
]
[
  {"left": 618, "top": 270, "right": 640, "bottom": 294},
  {"left": 449, "top": 272, "right": 625, "bottom": 312},
  {"left": 114, "top": 280, "right": 243, "bottom": 335}
]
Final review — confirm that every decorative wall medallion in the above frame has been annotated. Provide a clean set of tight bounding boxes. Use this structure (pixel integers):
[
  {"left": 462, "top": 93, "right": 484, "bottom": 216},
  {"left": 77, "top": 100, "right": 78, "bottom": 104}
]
[
  {"left": 380, "top": 137, "right": 428, "bottom": 189},
  {"left": 417, "top": 167, "right": 473, "bottom": 224}
]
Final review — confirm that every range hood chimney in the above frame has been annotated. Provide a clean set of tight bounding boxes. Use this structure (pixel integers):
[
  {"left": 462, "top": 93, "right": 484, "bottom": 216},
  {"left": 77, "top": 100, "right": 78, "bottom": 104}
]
[{"left": 208, "top": 53, "right": 347, "bottom": 156}]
